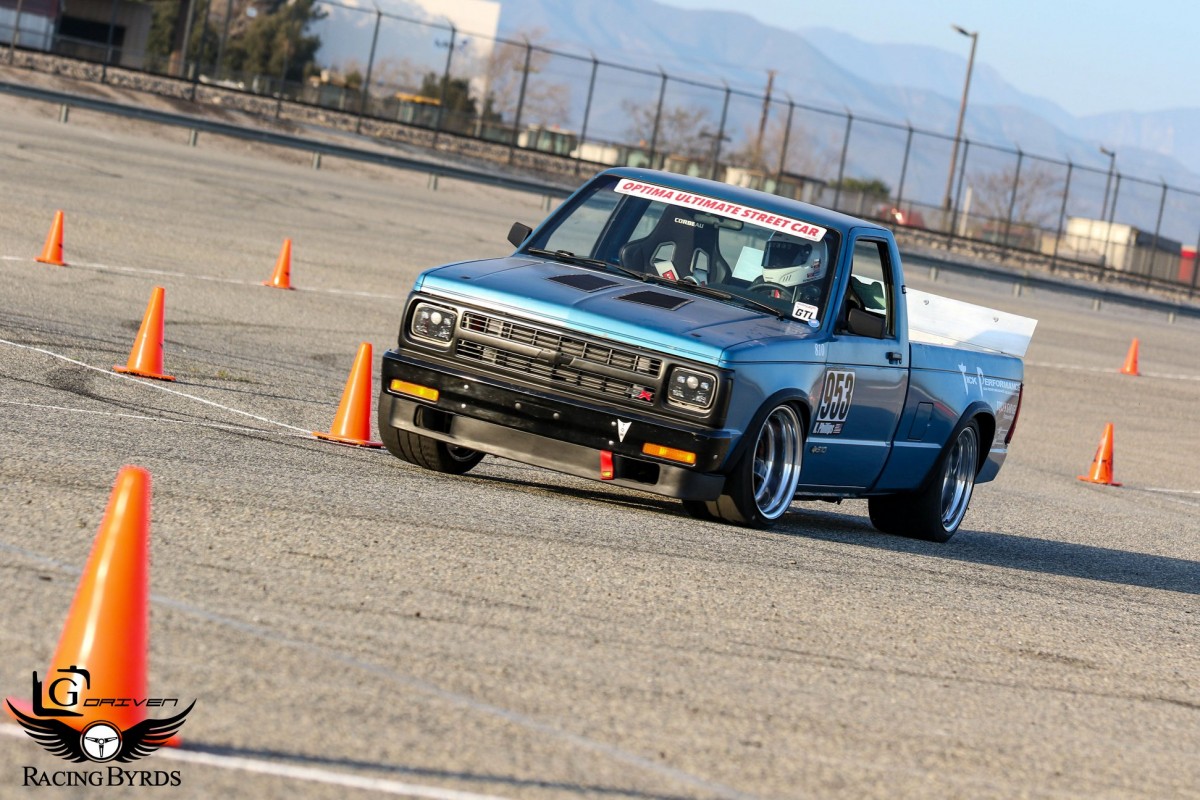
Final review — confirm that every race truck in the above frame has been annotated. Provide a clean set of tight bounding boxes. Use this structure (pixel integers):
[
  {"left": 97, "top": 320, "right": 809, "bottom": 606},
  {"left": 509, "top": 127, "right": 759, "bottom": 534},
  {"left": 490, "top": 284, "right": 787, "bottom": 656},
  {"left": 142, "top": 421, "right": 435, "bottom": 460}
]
[{"left": 377, "top": 168, "right": 1035, "bottom": 541}]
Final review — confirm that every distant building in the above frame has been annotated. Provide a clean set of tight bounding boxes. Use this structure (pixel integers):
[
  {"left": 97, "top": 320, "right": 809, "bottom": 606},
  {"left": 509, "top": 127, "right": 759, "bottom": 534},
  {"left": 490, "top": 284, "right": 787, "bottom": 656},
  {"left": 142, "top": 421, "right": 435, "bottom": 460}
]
[
  {"left": 1, "top": 0, "right": 151, "bottom": 68},
  {"left": 1056, "top": 217, "right": 1183, "bottom": 281}
]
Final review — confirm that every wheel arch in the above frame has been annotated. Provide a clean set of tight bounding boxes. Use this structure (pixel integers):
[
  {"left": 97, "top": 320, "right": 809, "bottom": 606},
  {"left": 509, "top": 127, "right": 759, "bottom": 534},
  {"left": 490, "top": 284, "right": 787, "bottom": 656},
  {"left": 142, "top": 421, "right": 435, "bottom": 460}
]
[
  {"left": 960, "top": 402, "right": 995, "bottom": 474},
  {"left": 724, "top": 388, "right": 812, "bottom": 472}
]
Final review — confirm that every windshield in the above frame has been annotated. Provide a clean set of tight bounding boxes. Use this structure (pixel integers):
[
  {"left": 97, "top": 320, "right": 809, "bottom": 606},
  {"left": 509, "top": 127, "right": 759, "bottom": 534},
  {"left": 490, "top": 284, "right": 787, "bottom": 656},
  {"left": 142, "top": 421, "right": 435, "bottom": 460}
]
[{"left": 525, "top": 175, "right": 840, "bottom": 325}]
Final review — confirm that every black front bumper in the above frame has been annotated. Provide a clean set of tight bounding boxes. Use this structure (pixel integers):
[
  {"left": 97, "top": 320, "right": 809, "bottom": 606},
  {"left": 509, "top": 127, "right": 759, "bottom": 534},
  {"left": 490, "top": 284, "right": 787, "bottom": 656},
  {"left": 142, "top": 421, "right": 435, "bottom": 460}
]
[{"left": 378, "top": 350, "right": 732, "bottom": 501}]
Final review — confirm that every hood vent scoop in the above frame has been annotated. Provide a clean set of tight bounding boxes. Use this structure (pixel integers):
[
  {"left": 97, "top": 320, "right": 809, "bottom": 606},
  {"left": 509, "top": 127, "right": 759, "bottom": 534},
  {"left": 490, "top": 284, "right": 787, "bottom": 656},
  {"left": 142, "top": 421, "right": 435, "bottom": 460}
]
[
  {"left": 617, "top": 290, "right": 691, "bottom": 311},
  {"left": 547, "top": 273, "right": 621, "bottom": 292}
]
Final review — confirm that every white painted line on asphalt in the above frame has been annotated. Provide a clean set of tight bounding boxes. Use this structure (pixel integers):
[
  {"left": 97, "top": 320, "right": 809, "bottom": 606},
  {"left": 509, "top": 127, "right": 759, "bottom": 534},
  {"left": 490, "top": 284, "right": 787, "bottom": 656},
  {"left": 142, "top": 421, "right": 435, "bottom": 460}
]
[
  {"left": 0, "top": 725, "right": 511, "bottom": 800},
  {"left": 0, "top": 254, "right": 399, "bottom": 300},
  {"left": 0, "top": 398, "right": 308, "bottom": 438},
  {"left": 0, "top": 337, "right": 312, "bottom": 435},
  {"left": 1026, "top": 361, "right": 1200, "bottom": 381},
  {"left": 1144, "top": 488, "right": 1200, "bottom": 495}
]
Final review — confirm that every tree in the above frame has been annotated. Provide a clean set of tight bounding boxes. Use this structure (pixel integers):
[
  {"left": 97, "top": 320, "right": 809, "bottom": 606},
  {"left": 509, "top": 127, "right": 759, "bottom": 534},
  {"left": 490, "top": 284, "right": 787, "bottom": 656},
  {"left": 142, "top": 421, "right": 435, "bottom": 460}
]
[
  {"left": 835, "top": 177, "right": 891, "bottom": 197},
  {"left": 477, "top": 28, "right": 568, "bottom": 128},
  {"left": 222, "top": 0, "right": 324, "bottom": 83},
  {"left": 621, "top": 100, "right": 713, "bottom": 161},
  {"left": 970, "top": 162, "right": 1064, "bottom": 228},
  {"left": 418, "top": 72, "right": 478, "bottom": 134}
]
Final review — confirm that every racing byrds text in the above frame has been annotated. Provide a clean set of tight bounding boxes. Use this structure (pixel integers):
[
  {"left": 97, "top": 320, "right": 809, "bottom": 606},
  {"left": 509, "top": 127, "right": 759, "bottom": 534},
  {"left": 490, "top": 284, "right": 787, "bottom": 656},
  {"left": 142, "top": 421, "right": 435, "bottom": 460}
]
[{"left": 22, "top": 766, "right": 181, "bottom": 787}]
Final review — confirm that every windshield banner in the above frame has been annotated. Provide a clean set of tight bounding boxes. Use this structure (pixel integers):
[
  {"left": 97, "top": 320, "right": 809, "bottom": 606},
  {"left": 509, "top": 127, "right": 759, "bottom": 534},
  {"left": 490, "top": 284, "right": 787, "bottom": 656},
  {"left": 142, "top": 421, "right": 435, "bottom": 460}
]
[{"left": 614, "top": 179, "right": 827, "bottom": 241}]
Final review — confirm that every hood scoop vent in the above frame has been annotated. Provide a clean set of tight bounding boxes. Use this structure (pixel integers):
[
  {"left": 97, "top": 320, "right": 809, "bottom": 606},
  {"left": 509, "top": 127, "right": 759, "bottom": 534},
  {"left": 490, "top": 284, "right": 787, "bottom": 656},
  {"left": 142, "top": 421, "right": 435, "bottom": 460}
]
[
  {"left": 547, "top": 273, "right": 621, "bottom": 292},
  {"left": 617, "top": 290, "right": 691, "bottom": 311}
]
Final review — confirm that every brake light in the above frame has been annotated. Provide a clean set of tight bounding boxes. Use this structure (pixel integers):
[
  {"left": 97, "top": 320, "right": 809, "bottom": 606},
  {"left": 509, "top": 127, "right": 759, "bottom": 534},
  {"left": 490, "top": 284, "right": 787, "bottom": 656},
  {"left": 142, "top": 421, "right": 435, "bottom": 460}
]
[{"left": 1005, "top": 384, "right": 1023, "bottom": 444}]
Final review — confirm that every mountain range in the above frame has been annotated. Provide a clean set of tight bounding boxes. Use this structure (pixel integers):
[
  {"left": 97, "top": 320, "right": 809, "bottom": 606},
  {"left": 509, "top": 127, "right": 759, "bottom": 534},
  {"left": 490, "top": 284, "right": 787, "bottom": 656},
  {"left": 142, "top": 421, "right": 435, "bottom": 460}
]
[{"left": 496, "top": 0, "right": 1200, "bottom": 236}]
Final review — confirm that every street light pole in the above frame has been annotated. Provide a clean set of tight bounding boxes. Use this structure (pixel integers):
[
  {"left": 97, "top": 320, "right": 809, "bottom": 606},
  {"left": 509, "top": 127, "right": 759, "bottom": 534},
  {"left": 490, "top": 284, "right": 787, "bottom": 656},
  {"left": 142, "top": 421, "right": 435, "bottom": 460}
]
[
  {"left": 942, "top": 25, "right": 978, "bottom": 211},
  {"left": 1099, "top": 146, "right": 1116, "bottom": 221}
]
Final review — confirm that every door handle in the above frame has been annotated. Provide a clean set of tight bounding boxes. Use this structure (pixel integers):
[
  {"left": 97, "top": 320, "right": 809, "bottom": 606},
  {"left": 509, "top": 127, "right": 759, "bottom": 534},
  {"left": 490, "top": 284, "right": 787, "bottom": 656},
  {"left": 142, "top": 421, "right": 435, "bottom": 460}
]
[{"left": 886, "top": 351, "right": 903, "bottom": 364}]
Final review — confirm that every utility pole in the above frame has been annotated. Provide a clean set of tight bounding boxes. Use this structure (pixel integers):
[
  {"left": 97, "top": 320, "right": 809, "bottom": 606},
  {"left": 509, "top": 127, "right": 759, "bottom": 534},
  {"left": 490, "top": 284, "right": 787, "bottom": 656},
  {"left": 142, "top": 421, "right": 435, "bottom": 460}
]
[{"left": 755, "top": 69, "right": 776, "bottom": 170}]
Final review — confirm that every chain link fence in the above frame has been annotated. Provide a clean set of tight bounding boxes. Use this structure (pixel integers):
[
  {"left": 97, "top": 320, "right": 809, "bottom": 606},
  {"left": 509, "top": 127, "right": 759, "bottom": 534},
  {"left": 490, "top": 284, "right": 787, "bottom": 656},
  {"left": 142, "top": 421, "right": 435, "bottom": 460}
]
[{"left": 3, "top": 0, "right": 1198, "bottom": 297}]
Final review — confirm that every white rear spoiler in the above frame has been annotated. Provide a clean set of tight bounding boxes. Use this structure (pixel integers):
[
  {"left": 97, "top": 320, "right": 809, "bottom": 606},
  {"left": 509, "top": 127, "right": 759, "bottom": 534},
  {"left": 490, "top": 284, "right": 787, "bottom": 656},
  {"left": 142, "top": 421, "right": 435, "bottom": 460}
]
[{"left": 906, "top": 289, "right": 1038, "bottom": 358}]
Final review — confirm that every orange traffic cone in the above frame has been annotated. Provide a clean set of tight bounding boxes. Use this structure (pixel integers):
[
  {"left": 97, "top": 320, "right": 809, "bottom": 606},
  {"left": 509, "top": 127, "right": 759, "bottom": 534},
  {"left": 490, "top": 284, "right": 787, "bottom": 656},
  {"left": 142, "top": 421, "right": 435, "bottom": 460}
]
[
  {"left": 262, "top": 238, "right": 294, "bottom": 289},
  {"left": 4, "top": 467, "right": 181, "bottom": 744},
  {"left": 1120, "top": 338, "right": 1140, "bottom": 376},
  {"left": 1077, "top": 423, "right": 1122, "bottom": 486},
  {"left": 114, "top": 286, "right": 175, "bottom": 381},
  {"left": 35, "top": 210, "right": 66, "bottom": 266},
  {"left": 314, "top": 342, "right": 383, "bottom": 447}
]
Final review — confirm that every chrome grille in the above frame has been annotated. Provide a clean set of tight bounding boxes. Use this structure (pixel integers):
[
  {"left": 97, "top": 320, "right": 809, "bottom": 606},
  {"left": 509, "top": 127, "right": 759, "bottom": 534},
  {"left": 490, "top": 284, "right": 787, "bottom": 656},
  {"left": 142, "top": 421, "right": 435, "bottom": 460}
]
[
  {"left": 456, "top": 311, "right": 662, "bottom": 405},
  {"left": 460, "top": 311, "right": 662, "bottom": 377}
]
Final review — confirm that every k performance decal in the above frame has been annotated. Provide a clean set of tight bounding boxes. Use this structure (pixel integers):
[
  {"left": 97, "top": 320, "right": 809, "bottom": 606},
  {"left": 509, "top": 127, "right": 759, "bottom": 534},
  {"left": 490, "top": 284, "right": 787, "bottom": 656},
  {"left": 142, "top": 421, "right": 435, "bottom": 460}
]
[{"left": 813, "top": 370, "right": 855, "bottom": 435}]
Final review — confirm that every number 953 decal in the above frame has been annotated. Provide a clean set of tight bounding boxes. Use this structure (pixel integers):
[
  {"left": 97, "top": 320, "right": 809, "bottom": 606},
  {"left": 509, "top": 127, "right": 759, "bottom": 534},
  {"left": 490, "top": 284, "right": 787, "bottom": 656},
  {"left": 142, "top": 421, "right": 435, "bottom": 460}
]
[{"left": 814, "top": 370, "right": 855, "bottom": 435}]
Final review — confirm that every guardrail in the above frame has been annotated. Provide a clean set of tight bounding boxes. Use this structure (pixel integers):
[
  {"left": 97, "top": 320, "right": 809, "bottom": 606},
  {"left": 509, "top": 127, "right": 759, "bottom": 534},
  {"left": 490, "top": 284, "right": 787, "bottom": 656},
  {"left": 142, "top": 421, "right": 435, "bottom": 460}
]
[{"left": 0, "top": 79, "right": 575, "bottom": 202}]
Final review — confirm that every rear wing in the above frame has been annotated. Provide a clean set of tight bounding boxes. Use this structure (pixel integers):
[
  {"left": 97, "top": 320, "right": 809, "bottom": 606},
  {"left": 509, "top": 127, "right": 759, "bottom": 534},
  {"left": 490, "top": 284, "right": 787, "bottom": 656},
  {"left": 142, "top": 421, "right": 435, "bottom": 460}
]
[{"left": 906, "top": 289, "right": 1038, "bottom": 358}]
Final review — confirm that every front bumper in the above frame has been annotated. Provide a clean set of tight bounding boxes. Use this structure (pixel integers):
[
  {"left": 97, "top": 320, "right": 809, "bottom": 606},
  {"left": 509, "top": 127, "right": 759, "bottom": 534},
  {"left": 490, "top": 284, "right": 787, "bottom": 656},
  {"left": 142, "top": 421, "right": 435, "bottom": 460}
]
[{"left": 379, "top": 351, "right": 732, "bottom": 501}]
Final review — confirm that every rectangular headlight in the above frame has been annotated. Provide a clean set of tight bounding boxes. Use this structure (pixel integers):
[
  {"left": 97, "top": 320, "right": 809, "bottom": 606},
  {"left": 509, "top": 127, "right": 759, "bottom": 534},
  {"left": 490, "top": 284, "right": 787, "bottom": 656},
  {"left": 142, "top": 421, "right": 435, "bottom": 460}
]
[
  {"left": 665, "top": 366, "right": 717, "bottom": 411},
  {"left": 410, "top": 302, "right": 457, "bottom": 346}
]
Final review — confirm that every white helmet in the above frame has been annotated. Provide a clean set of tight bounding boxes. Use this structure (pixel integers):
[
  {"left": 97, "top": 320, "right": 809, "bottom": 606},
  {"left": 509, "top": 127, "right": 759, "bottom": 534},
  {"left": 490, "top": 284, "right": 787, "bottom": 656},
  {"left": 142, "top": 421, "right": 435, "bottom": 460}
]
[{"left": 762, "top": 233, "right": 825, "bottom": 287}]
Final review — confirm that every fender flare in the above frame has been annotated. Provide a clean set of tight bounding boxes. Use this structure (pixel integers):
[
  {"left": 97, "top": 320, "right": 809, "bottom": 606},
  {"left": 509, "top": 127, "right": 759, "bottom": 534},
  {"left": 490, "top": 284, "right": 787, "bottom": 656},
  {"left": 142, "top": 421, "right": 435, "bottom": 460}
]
[{"left": 723, "top": 388, "right": 813, "bottom": 473}]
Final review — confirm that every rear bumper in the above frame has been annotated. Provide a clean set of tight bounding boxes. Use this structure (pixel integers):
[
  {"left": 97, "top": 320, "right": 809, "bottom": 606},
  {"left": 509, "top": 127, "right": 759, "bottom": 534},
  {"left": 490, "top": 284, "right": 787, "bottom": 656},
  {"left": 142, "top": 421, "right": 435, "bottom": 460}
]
[{"left": 379, "top": 351, "right": 732, "bottom": 501}]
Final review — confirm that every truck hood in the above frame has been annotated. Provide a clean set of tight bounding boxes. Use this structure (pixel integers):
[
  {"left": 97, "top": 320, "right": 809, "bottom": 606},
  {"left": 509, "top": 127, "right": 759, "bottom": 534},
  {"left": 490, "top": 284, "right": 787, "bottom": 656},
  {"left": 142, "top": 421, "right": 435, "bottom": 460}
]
[{"left": 416, "top": 256, "right": 822, "bottom": 364}]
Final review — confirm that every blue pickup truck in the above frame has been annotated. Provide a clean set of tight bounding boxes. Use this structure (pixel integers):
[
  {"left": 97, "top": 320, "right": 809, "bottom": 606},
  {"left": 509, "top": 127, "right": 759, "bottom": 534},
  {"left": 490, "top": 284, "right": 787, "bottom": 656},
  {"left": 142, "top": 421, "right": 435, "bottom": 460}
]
[{"left": 378, "top": 168, "right": 1032, "bottom": 541}]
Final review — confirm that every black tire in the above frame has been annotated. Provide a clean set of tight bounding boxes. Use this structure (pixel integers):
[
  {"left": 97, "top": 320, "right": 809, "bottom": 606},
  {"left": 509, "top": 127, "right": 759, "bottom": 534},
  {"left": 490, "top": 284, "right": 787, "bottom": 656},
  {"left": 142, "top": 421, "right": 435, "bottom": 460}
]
[
  {"left": 680, "top": 499, "right": 717, "bottom": 520},
  {"left": 379, "top": 417, "right": 484, "bottom": 475},
  {"left": 868, "top": 419, "right": 980, "bottom": 542},
  {"left": 710, "top": 403, "right": 805, "bottom": 528}
]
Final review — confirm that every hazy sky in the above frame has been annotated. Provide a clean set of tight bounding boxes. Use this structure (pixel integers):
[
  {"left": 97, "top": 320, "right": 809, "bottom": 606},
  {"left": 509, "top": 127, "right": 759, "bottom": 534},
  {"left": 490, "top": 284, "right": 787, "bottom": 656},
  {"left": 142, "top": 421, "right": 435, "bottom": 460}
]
[{"left": 659, "top": 0, "right": 1197, "bottom": 117}]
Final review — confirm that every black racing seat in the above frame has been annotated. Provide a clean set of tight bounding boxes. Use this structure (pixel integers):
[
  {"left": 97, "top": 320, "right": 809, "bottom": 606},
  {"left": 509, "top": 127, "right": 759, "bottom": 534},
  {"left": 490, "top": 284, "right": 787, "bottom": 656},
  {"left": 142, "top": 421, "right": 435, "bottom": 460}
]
[{"left": 619, "top": 209, "right": 731, "bottom": 284}]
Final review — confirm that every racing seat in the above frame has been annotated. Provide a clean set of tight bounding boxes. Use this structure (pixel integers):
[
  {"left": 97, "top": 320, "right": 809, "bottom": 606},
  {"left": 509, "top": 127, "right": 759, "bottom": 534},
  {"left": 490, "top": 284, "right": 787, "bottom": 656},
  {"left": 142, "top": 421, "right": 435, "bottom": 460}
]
[{"left": 619, "top": 209, "right": 730, "bottom": 284}]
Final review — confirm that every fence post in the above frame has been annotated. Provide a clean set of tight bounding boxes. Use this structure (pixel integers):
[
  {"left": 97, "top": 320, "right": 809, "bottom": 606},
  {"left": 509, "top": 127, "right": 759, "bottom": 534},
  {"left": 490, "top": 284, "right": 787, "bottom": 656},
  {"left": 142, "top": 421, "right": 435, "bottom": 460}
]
[
  {"left": 506, "top": 40, "right": 533, "bottom": 164},
  {"left": 355, "top": 8, "right": 383, "bottom": 134},
  {"left": 832, "top": 112, "right": 852, "bottom": 211},
  {"left": 1191, "top": 229, "right": 1200, "bottom": 299},
  {"left": 187, "top": 0, "right": 212, "bottom": 102},
  {"left": 1101, "top": 174, "right": 1121, "bottom": 269},
  {"left": 274, "top": 39, "right": 290, "bottom": 119},
  {"left": 708, "top": 85, "right": 731, "bottom": 181},
  {"left": 432, "top": 22, "right": 456, "bottom": 145},
  {"left": 951, "top": 139, "right": 971, "bottom": 237},
  {"left": 895, "top": 124, "right": 913, "bottom": 209},
  {"left": 178, "top": 0, "right": 198, "bottom": 79},
  {"left": 215, "top": 0, "right": 234, "bottom": 80},
  {"left": 8, "top": 0, "right": 24, "bottom": 63},
  {"left": 1148, "top": 181, "right": 1168, "bottom": 280},
  {"left": 1050, "top": 159, "right": 1072, "bottom": 273},
  {"left": 1002, "top": 148, "right": 1024, "bottom": 251},
  {"left": 101, "top": 0, "right": 120, "bottom": 82},
  {"left": 575, "top": 55, "right": 598, "bottom": 176},
  {"left": 774, "top": 98, "right": 794, "bottom": 187},
  {"left": 647, "top": 70, "right": 667, "bottom": 169}
]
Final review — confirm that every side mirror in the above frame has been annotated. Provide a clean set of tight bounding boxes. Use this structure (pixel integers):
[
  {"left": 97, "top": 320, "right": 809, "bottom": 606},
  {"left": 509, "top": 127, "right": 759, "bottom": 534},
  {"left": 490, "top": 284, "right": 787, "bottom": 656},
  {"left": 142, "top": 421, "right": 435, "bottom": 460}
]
[
  {"left": 846, "top": 307, "right": 887, "bottom": 339},
  {"left": 507, "top": 222, "right": 533, "bottom": 248}
]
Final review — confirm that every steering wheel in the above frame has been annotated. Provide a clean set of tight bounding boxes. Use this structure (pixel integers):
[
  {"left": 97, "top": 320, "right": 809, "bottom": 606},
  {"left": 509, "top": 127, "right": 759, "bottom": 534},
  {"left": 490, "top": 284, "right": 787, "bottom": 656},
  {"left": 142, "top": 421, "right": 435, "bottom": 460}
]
[
  {"left": 748, "top": 281, "right": 791, "bottom": 300},
  {"left": 749, "top": 281, "right": 823, "bottom": 307}
]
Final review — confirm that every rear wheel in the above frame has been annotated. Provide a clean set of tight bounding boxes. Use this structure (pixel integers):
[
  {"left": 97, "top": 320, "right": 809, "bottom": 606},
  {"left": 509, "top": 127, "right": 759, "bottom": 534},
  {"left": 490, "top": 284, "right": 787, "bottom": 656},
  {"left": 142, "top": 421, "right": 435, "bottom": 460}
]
[
  {"left": 380, "top": 415, "right": 484, "bottom": 475},
  {"left": 710, "top": 403, "right": 805, "bottom": 527},
  {"left": 868, "top": 419, "right": 980, "bottom": 542}
]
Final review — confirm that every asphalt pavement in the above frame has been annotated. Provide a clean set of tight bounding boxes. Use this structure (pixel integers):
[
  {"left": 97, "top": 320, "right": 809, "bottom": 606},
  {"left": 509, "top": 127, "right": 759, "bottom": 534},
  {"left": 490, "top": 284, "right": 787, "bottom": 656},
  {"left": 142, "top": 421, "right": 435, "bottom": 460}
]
[{"left": 0, "top": 89, "right": 1197, "bottom": 800}]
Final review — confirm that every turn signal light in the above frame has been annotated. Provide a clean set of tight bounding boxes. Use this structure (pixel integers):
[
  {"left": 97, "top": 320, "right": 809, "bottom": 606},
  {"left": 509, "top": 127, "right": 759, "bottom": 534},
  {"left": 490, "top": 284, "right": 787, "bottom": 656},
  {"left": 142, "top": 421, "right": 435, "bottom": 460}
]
[
  {"left": 642, "top": 442, "right": 697, "bottom": 465},
  {"left": 390, "top": 379, "right": 439, "bottom": 402}
]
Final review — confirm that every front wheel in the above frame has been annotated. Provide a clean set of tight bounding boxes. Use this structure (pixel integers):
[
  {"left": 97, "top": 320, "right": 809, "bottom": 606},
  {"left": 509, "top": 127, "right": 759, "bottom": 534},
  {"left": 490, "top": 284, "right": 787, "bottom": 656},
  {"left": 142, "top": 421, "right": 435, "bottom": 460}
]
[
  {"left": 380, "top": 421, "right": 484, "bottom": 475},
  {"left": 710, "top": 403, "right": 805, "bottom": 527},
  {"left": 868, "top": 419, "right": 980, "bottom": 542}
]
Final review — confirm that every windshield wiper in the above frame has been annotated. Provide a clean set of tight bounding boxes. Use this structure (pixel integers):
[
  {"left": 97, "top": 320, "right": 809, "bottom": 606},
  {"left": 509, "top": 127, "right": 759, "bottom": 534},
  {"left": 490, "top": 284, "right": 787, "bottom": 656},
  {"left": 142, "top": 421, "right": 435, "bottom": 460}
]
[
  {"left": 526, "top": 248, "right": 647, "bottom": 282},
  {"left": 661, "top": 280, "right": 787, "bottom": 319}
]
